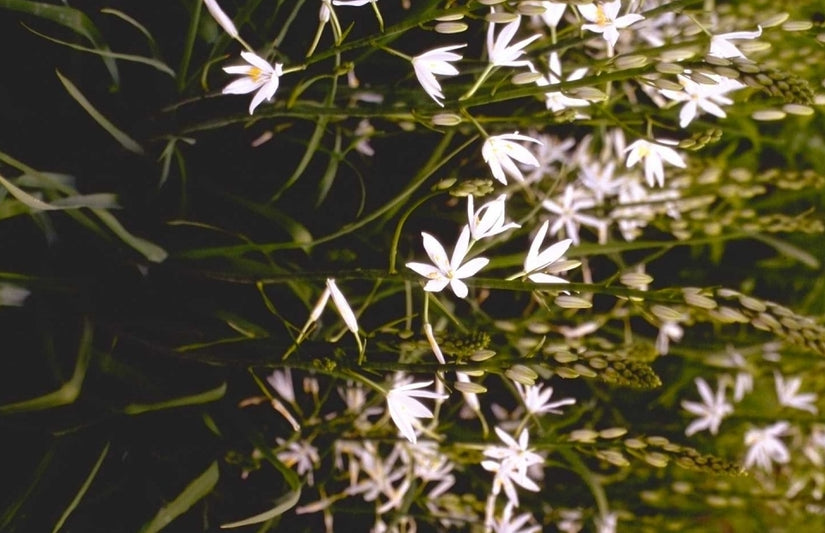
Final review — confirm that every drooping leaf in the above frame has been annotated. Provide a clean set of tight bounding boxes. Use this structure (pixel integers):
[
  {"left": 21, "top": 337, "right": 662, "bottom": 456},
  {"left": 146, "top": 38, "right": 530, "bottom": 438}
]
[
  {"left": 140, "top": 462, "right": 220, "bottom": 533},
  {"left": 219, "top": 489, "right": 301, "bottom": 529},
  {"left": 122, "top": 383, "right": 227, "bottom": 415},
  {"left": 0, "top": 0, "right": 118, "bottom": 84},
  {"left": 56, "top": 70, "right": 145, "bottom": 155}
]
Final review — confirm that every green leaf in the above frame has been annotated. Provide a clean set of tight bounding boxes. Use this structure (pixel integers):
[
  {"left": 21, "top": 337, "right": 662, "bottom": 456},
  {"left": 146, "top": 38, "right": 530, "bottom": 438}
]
[
  {"left": 122, "top": 383, "right": 227, "bottom": 415},
  {"left": 56, "top": 70, "right": 145, "bottom": 155},
  {"left": 0, "top": 318, "right": 93, "bottom": 414},
  {"left": 25, "top": 24, "right": 174, "bottom": 77},
  {"left": 0, "top": 174, "right": 60, "bottom": 211},
  {"left": 0, "top": 0, "right": 118, "bottom": 84},
  {"left": 91, "top": 209, "right": 168, "bottom": 263},
  {"left": 751, "top": 233, "right": 820, "bottom": 269},
  {"left": 220, "top": 489, "right": 301, "bottom": 529},
  {"left": 140, "top": 462, "right": 219, "bottom": 533},
  {"left": 52, "top": 442, "right": 110, "bottom": 533}
]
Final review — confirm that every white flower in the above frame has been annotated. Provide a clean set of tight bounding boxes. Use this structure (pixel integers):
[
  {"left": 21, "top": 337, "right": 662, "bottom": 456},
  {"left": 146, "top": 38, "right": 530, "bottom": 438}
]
[
  {"left": 710, "top": 26, "right": 762, "bottom": 59},
  {"left": 487, "top": 17, "right": 541, "bottom": 69},
  {"left": 406, "top": 226, "right": 489, "bottom": 298},
  {"left": 203, "top": 0, "right": 239, "bottom": 38},
  {"left": 523, "top": 221, "right": 576, "bottom": 283},
  {"left": 481, "top": 427, "right": 544, "bottom": 506},
  {"left": 541, "top": 185, "right": 605, "bottom": 245},
  {"left": 222, "top": 51, "right": 284, "bottom": 115},
  {"left": 659, "top": 72, "right": 744, "bottom": 128},
  {"left": 536, "top": 52, "right": 590, "bottom": 112},
  {"left": 482, "top": 132, "right": 542, "bottom": 184},
  {"left": 625, "top": 139, "right": 686, "bottom": 188},
  {"left": 467, "top": 194, "right": 520, "bottom": 240},
  {"left": 578, "top": 0, "right": 644, "bottom": 48},
  {"left": 333, "top": 0, "right": 374, "bottom": 5},
  {"left": 681, "top": 377, "right": 733, "bottom": 436},
  {"left": 744, "top": 421, "right": 791, "bottom": 472},
  {"left": 774, "top": 371, "right": 818, "bottom": 414},
  {"left": 386, "top": 380, "right": 448, "bottom": 444},
  {"left": 412, "top": 44, "right": 465, "bottom": 106},
  {"left": 531, "top": 1, "right": 567, "bottom": 29},
  {"left": 326, "top": 278, "right": 359, "bottom": 335},
  {"left": 655, "top": 320, "right": 683, "bottom": 355},
  {"left": 492, "top": 501, "right": 541, "bottom": 533},
  {"left": 267, "top": 369, "right": 295, "bottom": 403},
  {"left": 514, "top": 381, "right": 575, "bottom": 415},
  {"left": 276, "top": 438, "right": 320, "bottom": 485}
]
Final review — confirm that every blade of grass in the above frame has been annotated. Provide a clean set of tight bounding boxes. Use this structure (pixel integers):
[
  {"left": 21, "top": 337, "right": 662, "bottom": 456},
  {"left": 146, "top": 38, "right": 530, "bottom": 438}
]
[
  {"left": 52, "top": 442, "right": 110, "bottom": 533},
  {"left": 0, "top": 318, "right": 93, "bottom": 414},
  {"left": 100, "top": 8, "right": 160, "bottom": 56},
  {"left": 140, "top": 462, "right": 219, "bottom": 533},
  {"left": 90, "top": 208, "right": 168, "bottom": 263},
  {"left": 122, "top": 382, "right": 227, "bottom": 415},
  {"left": 220, "top": 489, "right": 301, "bottom": 529},
  {"left": 26, "top": 25, "right": 174, "bottom": 77},
  {"left": 0, "top": 0, "right": 118, "bottom": 84},
  {"left": 56, "top": 70, "right": 145, "bottom": 155}
]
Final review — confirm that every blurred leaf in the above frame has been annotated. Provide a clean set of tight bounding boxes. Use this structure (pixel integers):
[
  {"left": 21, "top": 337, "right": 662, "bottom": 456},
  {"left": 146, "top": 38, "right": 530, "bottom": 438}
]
[
  {"left": 0, "top": 173, "right": 59, "bottom": 211},
  {"left": 122, "top": 382, "right": 227, "bottom": 415},
  {"left": 219, "top": 489, "right": 300, "bottom": 529},
  {"left": 91, "top": 208, "right": 168, "bottom": 263},
  {"left": 100, "top": 8, "right": 160, "bottom": 56},
  {"left": 52, "top": 442, "right": 110, "bottom": 533},
  {"left": 0, "top": 0, "right": 118, "bottom": 84},
  {"left": 0, "top": 318, "right": 93, "bottom": 414},
  {"left": 51, "top": 193, "right": 120, "bottom": 209},
  {"left": 56, "top": 70, "right": 145, "bottom": 155},
  {"left": 26, "top": 24, "right": 174, "bottom": 77},
  {"left": 140, "top": 462, "right": 219, "bottom": 533},
  {"left": 751, "top": 233, "right": 820, "bottom": 269}
]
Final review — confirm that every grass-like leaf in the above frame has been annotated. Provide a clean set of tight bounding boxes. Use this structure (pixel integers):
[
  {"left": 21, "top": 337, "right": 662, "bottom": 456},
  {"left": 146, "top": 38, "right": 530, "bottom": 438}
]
[
  {"left": 0, "top": 318, "right": 93, "bottom": 414},
  {"left": 219, "top": 488, "right": 301, "bottom": 529},
  {"left": 91, "top": 209, "right": 168, "bottom": 263},
  {"left": 122, "top": 383, "right": 227, "bottom": 415},
  {"left": 56, "top": 70, "right": 145, "bottom": 155},
  {"left": 51, "top": 442, "right": 110, "bottom": 533},
  {"left": 139, "top": 462, "right": 219, "bottom": 533},
  {"left": 26, "top": 24, "right": 174, "bottom": 77},
  {"left": 0, "top": 0, "right": 118, "bottom": 84}
]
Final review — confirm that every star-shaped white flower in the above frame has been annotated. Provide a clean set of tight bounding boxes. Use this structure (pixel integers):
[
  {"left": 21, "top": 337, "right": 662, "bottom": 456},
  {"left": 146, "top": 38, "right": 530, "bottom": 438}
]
[
  {"left": 774, "top": 371, "right": 818, "bottom": 414},
  {"left": 223, "top": 51, "right": 284, "bottom": 115},
  {"left": 386, "top": 379, "right": 448, "bottom": 444},
  {"left": 481, "top": 427, "right": 544, "bottom": 506},
  {"left": 406, "top": 226, "right": 489, "bottom": 298},
  {"left": 482, "top": 132, "right": 542, "bottom": 184},
  {"left": 467, "top": 194, "right": 520, "bottom": 241},
  {"left": 536, "top": 52, "right": 590, "bottom": 112},
  {"left": 744, "top": 421, "right": 790, "bottom": 472},
  {"left": 625, "top": 139, "right": 686, "bottom": 187},
  {"left": 710, "top": 26, "right": 762, "bottom": 59},
  {"left": 514, "top": 381, "right": 576, "bottom": 415},
  {"left": 487, "top": 16, "right": 541, "bottom": 69},
  {"left": 682, "top": 377, "right": 733, "bottom": 437},
  {"left": 412, "top": 44, "right": 465, "bottom": 106},
  {"left": 578, "top": 0, "right": 644, "bottom": 48},
  {"left": 522, "top": 220, "right": 576, "bottom": 283},
  {"left": 659, "top": 72, "right": 744, "bottom": 128}
]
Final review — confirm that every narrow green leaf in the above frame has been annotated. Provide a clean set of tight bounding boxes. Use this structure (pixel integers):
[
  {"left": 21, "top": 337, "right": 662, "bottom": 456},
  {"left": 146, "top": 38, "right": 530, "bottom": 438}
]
[
  {"left": 751, "top": 232, "right": 820, "bottom": 269},
  {"left": 25, "top": 25, "right": 174, "bottom": 77},
  {"left": 55, "top": 70, "right": 145, "bottom": 155},
  {"left": 100, "top": 8, "right": 159, "bottom": 55},
  {"left": 220, "top": 489, "right": 301, "bottom": 529},
  {"left": 51, "top": 193, "right": 120, "bottom": 209},
  {"left": 0, "top": 318, "right": 93, "bottom": 414},
  {"left": 0, "top": 0, "right": 118, "bottom": 84},
  {"left": 52, "top": 442, "right": 110, "bottom": 533},
  {"left": 91, "top": 209, "right": 168, "bottom": 263},
  {"left": 140, "top": 462, "right": 219, "bottom": 533},
  {"left": 123, "top": 383, "right": 227, "bottom": 415},
  {"left": 0, "top": 174, "right": 59, "bottom": 211}
]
